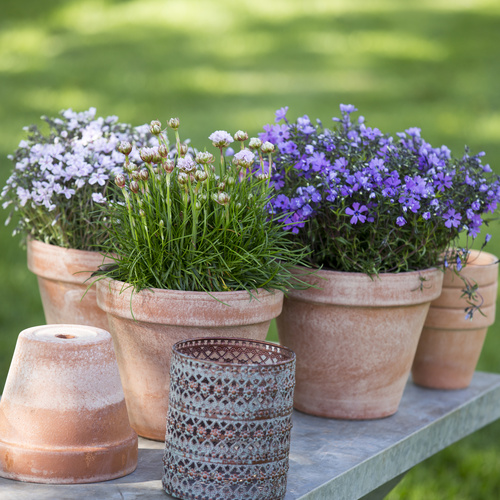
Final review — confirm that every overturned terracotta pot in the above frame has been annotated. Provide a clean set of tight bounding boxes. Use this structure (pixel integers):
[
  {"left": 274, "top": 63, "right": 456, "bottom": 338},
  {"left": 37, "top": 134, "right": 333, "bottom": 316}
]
[
  {"left": 96, "top": 278, "right": 284, "bottom": 441},
  {"left": 0, "top": 324, "right": 138, "bottom": 484},
  {"left": 412, "top": 250, "right": 498, "bottom": 389},
  {"left": 27, "top": 238, "right": 109, "bottom": 329},
  {"left": 277, "top": 267, "right": 443, "bottom": 419}
]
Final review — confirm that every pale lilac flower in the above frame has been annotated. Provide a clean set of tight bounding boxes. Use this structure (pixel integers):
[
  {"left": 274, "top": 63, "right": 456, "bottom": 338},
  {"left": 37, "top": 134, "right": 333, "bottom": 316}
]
[
  {"left": 233, "top": 149, "right": 255, "bottom": 168},
  {"left": 92, "top": 193, "right": 106, "bottom": 204},
  {"left": 209, "top": 130, "right": 234, "bottom": 148}
]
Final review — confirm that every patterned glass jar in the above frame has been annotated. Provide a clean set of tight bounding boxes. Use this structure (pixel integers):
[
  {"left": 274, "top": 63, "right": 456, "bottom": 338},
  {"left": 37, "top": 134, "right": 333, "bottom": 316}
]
[{"left": 162, "top": 337, "right": 296, "bottom": 500}]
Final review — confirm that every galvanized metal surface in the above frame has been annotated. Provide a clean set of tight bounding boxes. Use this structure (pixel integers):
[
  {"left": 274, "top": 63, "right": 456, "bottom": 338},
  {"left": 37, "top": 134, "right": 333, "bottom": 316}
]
[
  {"left": 162, "top": 337, "right": 296, "bottom": 500},
  {"left": 1, "top": 373, "right": 500, "bottom": 499}
]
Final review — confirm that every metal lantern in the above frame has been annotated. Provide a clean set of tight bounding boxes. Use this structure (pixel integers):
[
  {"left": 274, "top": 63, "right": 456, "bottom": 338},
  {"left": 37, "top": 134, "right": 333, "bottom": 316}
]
[{"left": 162, "top": 337, "right": 296, "bottom": 500}]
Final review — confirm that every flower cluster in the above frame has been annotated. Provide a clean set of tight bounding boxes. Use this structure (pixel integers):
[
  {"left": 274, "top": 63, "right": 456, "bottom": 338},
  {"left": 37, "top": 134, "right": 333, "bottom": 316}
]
[
  {"left": 1, "top": 108, "right": 154, "bottom": 250},
  {"left": 261, "top": 105, "right": 500, "bottom": 274},
  {"left": 98, "top": 119, "right": 307, "bottom": 293}
]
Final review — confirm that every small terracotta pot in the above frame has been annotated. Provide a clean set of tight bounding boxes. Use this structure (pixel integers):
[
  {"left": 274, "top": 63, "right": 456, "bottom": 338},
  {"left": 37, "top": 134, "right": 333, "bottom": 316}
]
[
  {"left": 276, "top": 267, "right": 443, "bottom": 419},
  {"left": 27, "top": 238, "right": 109, "bottom": 329},
  {"left": 96, "top": 278, "right": 284, "bottom": 441},
  {"left": 0, "top": 324, "right": 137, "bottom": 484},
  {"left": 412, "top": 250, "right": 498, "bottom": 389}
]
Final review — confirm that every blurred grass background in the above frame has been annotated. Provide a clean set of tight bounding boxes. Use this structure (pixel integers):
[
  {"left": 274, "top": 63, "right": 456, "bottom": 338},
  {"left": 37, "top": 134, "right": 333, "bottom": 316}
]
[{"left": 1, "top": 0, "right": 500, "bottom": 497}]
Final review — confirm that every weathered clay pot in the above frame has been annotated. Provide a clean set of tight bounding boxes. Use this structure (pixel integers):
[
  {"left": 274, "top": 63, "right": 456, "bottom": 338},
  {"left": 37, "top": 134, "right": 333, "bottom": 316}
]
[
  {"left": 0, "top": 324, "right": 138, "bottom": 484},
  {"left": 96, "top": 278, "right": 284, "bottom": 441},
  {"left": 412, "top": 250, "right": 498, "bottom": 389},
  {"left": 276, "top": 267, "right": 443, "bottom": 419},
  {"left": 27, "top": 238, "right": 109, "bottom": 329}
]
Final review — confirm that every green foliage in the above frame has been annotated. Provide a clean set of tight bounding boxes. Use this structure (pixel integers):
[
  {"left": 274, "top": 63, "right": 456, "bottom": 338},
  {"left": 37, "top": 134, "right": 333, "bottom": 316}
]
[{"left": 98, "top": 123, "right": 308, "bottom": 293}]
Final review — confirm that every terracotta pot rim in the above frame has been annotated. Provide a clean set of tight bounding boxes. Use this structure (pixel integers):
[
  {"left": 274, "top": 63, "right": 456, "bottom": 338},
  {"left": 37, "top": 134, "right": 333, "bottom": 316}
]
[
  {"left": 172, "top": 337, "right": 296, "bottom": 368},
  {"left": 96, "top": 277, "right": 282, "bottom": 302},
  {"left": 287, "top": 266, "right": 443, "bottom": 307},
  {"left": 27, "top": 238, "right": 109, "bottom": 282},
  {"left": 96, "top": 278, "right": 284, "bottom": 326}
]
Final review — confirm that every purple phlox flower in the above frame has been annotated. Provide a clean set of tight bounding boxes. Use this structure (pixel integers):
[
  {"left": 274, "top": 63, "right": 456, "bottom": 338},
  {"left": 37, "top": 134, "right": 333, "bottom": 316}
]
[
  {"left": 405, "top": 127, "right": 421, "bottom": 138},
  {"left": 300, "top": 204, "right": 313, "bottom": 217},
  {"left": 347, "top": 130, "right": 359, "bottom": 145},
  {"left": 308, "top": 152, "right": 330, "bottom": 172},
  {"left": 339, "top": 104, "right": 357, "bottom": 114},
  {"left": 345, "top": 202, "right": 368, "bottom": 224},
  {"left": 396, "top": 216, "right": 406, "bottom": 226},
  {"left": 273, "top": 194, "right": 290, "bottom": 210},
  {"left": 305, "top": 145, "right": 315, "bottom": 155},
  {"left": 479, "top": 183, "right": 488, "bottom": 193},
  {"left": 423, "top": 211, "right": 431, "bottom": 220},
  {"left": 442, "top": 208, "right": 462, "bottom": 229},
  {"left": 301, "top": 125, "right": 316, "bottom": 135},
  {"left": 369, "top": 158, "right": 385, "bottom": 171},
  {"left": 280, "top": 141, "right": 299, "bottom": 156},
  {"left": 456, "top": 256, "right": 463, "bottom": 272},
  {"left": 209, "top": 130, "right": 234, "bottom": 148},
  {"left": 225, "top": 147, "right": 235, "bottom": 157},
  {"left": 485, "top": 233, "right": 492, "bottom": 243},
  {"left": 297, "top": 115, "right": 311, "bottom": 128},
  {"left": 398, "top": 196, "right": 421, "bottom": 213},
  {"left": 290, "top": 197, "right": 305, "bottom": 210},
  {"left": 275, "top": 106, "right": 289, "bottom": 122},
  {"left": 434, "top": 172, "right": 453, "bottom": 192},
  {"left": 333, "top": 157, "right": 349, "bottom": 173},
  {"left": 360, "top": 125, "right": 382, "bottom": 141},
  {"left": 259, "top": 124, "right": 290, "bottom": 145},
  {"left": 91, "top": 192, "right": 106, "bottom": 204},
  {"left": 439, "top": 145, "right": 451, "bottom": 159}
]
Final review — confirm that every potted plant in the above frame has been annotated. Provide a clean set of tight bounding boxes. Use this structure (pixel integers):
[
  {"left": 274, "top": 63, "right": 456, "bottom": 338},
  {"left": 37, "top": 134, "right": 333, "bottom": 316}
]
[
  {"left": 261, "top": 104, "right": 500, "bottom": 419},
  {"left": 412, "top": 247, "right": 499, "bottom": 389},
  {"left": 95, "top": 119, "right": 308, "bottom": 440},
  {"left": 1, "top": 108, "right": 154, "bottom": 328}
]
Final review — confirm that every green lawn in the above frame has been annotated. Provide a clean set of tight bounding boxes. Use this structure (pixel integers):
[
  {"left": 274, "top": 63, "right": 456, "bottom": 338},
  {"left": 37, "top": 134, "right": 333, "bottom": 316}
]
[{"left": 1, "top": 1, "right": 500, "bottom": 497}]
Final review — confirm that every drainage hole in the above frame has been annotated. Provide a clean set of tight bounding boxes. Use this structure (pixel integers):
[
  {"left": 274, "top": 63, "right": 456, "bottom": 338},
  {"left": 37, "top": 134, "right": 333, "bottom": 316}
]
[{"left": 55, "top": 334, "right": 76, "bottom": 339}]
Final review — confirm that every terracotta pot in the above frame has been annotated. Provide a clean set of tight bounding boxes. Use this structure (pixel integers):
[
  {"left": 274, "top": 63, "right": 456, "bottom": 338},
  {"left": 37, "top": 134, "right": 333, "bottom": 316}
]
[
  {"left": 0, "top": 324, "right": 137, "bottom": 484},
  {"left": 276, "top": 267, "right": 443, "bottom": 419},
  {"left": 96, "top": 278, "right": 284, "bottom": 441},
  {"left": 27, "top": 238, "right": 109, "bottom": 329},
  {"left": 412, "top": 250, "right": 498, "bottom": 389}
]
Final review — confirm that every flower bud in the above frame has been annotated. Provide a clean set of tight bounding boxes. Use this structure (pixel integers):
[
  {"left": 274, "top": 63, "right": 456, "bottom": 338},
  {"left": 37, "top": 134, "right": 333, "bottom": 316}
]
[
  {"left": 234, "top": 130, "right": 248, "bottom": 142},
  {"left": 139, "top": 208, "right": 146, "bottom": 217},
  {"left": 126, "top": 162, "right": 138, "bottom": 173},
  {"left": 217, "top": 192, "right": 230, "bottom": 205},
  {"left": 115, "top": 174, "right": 126, "bottom": 188},
  {"left": 195, "top": 151, "right": 215, "bottom": 164},
  {"left": 168, "top": 117, "right": 180, "bottom": 130},
  {"left": 248, "top": 138, "right": 262, "bottom": 150},
  {"left": 177, "top": 172, "right": 188, "bottom": 185},
  {"left": 158, "top": 144, "right": 169, "bottom": 157},
  {"left": 217, "top": 182, "right": 225, "bottom": 191},
  {"left": 131, "top": 170, "right": 140, "bottom": 180},
  {"left": 130, "top": 180, "right": 140, "bottom": 193},
  {"left": 139, "top": 168, "right": 149, "bottom": 181},
  {"left": 178, "top": 143, "right": 189, "bottom": 156},
  {"left": 163, "top": 159, "right": 175, "bottom": 174},
  {"left": 225, "top": 176, "right": 235, "bottom": 186},
  {"left": 140, "top": 147, "right": 154, "bottom": 163},
  {"left": 195, "top": 201, "right": 202, "bottom": 210},
  {"left": 261, "top": 141, "right": 275, "bottom": 154},
  {"left": 256, "top": 173, "right": 270, "bottom": 181},
  {"left": 200, "top": 193, "right": 208, "bottom": 202},
  {"left": 195, "top": 169, "right": 208, "bottom": 182},
  {"left": 149, "top": 120, "right": 162, "bottom": 135},
  {"left": 118, "top": 141, "right": 133, "bottom": 155}
]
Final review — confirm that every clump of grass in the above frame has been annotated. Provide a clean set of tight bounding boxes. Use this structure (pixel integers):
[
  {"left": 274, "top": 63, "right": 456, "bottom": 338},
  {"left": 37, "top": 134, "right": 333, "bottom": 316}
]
[{"left": 98, "top": 119, "right": 308, "bottom": 294}]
